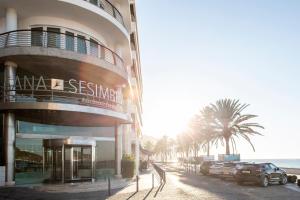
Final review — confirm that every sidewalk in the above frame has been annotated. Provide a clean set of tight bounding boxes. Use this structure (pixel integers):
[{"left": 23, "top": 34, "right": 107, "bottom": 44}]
[{"left": 31, "top": 178, "right": 130, "bottom": 193}]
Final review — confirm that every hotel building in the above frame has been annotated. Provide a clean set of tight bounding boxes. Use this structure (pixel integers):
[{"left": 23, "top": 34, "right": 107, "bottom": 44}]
[{"left": 0, "top": 0, "right": 143, "bottom": 185}]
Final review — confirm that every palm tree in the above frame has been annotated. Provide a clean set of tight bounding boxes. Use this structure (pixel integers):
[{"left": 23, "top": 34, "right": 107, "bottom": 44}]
[
  {"left": 210, "top": 98, "right": 264, "bottom": 155},
  {"left": 199, "top": 106, "right": 216, "bottom": 156},
  {"left": 189, "top": 106, "right": 215, "bottom": 156},
  {"left": 154, "top": 135, "right": 170, "bottom": 162}
]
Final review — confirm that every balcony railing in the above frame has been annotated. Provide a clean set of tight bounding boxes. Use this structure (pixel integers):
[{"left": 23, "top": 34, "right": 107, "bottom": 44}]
[
  {"left": 0, "top": 84, "right": 124, "bottom": 113},
  {"left": 84, "top": 0, "right": 125, "bottom": 28},
  {"left": 0, "top": 29, "right": 126, "bottom": 74}
]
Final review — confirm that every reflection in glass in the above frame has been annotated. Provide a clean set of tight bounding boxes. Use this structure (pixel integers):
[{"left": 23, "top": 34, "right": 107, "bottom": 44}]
[{"left": 15, "top": 138, "right": 50, "bottom": 184}]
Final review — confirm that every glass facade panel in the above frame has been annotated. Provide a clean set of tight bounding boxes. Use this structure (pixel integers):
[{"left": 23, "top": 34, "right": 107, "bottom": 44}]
[
  {"left": 77, "top": 35, "right": 87, "bottom": 54},
  {"left": 95, "top": 141, "right": 115, "bottom": 179},
  {"left": 47, "top": 27, "right": 60, "bottom": 48},
  {"left": 65, "top": 31, "right": 74, "bottom": 51},
  {"left": 90, "top": 39, "right": 99, "bottom": 57},
  {"left": 90, "top": 0, "right": 98, "bottom": 6},
  {"left": 31, "top": 27, "right": 43, "bottom": 47},
  {"left": 18, "top": 121, "right": 114, "bottom": 138},
  {"left": 15, "top": 138, "right": 51, "bottom": 184}
]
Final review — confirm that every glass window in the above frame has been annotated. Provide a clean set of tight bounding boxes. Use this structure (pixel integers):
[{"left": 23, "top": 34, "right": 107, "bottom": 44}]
[
  {"left": 90, "top": 0, "right": 98, "bottom": 6},
  {"left": 15, "top": 138, "right": 49, "bottom": 184},
  {"left": 18, "top": 121, "right": 115, "bottom": 137},
  {"left": 47, "top": 27, "right": 60, "bottom": 48},
  {"left": 90, "top": 39, "right": 98, "bottom": 57},
  {"left": 65, "top": 31, "right": 74, "bottom": 51},
  {"left": 77, "top": 35, "right": 87, "bottom": 54},
  {"left": 31, "top": 27, "right": 43, "bottom": 46},
  {"left": 95, "top": 141, "right": 115, "bottom": 179},
  {"left": 269, "top": 164, "right": 277, "bottom": 170}
]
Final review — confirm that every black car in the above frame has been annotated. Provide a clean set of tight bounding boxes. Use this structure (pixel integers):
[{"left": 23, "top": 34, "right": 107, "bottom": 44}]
[
  {"left": 200, "top": 161, "right": 217, "bottom": 175},
  {"left": 235, "top": 163, "right": 287, "bottom": 187}
]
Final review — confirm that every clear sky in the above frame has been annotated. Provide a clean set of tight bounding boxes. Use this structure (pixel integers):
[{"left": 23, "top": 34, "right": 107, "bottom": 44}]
[{"left": 136, "top": 0, "right": 300, "bottom": 159}]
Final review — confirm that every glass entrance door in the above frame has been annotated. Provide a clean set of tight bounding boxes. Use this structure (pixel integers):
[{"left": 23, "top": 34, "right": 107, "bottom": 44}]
[
  {"left": 72, "top": 146, "right": 92, "bottom": 180},
  {"left": 43, "top": 139, "right": 95, "bottom": 182},
  {"left": 44, "top": 146, "right": 62, "bottom": 182},
  {"left": 64, "top": 146, "right": 92, "bottom": 181}
]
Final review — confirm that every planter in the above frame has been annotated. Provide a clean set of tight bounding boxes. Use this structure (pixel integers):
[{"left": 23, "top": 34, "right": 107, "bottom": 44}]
[{"left": 121, "top": 160, "right": 135, "bottom": 178}]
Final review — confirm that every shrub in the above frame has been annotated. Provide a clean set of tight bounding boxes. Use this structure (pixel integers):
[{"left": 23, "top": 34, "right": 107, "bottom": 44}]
[
  {"left": 121, "top": 154, "right": 135, "bottom": 178},
  {"left": 140, "top": 160, "right": 148, "bottom": 169}
]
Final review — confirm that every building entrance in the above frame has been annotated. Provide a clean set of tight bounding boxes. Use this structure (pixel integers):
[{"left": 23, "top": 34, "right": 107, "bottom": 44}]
[{"left": 43, "top": 138, "right": 96, "bottom": 183}]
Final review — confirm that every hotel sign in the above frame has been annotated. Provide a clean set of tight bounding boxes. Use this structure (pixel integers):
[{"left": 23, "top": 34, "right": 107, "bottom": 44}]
[{"left": 14, "top": 75, "right": 123, "bottom": 110}]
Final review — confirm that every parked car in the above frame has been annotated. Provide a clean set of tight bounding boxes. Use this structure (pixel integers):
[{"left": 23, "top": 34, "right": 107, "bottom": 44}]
[
  {"left": 235, "top": 163, "right": 288, "bottom": 187},
  {"left": 200, "top": 161, "right": 217, "bottom": 175},
  {"left": 221, "top": 162, "right": 247, "bottom": 178},
  {"left": 209, "top": 162, "right": 224, "bottom": 176}
]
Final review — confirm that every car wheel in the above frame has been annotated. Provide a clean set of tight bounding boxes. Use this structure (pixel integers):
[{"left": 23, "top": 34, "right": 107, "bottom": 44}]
[
  {"left": 280, "top": 175, "right": 288, "bottom": 185},
  {"left": 261, "top": 176, "right": 269, "bottom": 187}
]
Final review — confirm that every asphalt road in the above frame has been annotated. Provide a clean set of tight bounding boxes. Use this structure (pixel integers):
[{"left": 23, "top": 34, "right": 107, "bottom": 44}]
[
  {"left": 1, "top": 163, "right": 300, "bottom": 200},
  {"left": 108, "top": 163, "right": 300, "bottom": 199},
  {"left": 154, "top": 163, "right": 300, "bottom": 200}
]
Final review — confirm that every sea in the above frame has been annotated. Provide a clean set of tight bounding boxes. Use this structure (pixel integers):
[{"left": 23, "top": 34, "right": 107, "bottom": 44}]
[{"left": 242, "top": 159, "right": 300, "bottom": 169}]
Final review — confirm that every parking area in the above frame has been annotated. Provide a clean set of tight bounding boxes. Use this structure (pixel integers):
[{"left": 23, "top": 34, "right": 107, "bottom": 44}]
[{"left": 163, "top": 162, "right": 300, "bottom": 200}]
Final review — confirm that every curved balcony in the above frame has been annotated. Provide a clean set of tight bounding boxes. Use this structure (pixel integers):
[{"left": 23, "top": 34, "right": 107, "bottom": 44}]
[
  {"left": 0, "top": 30, "right": 127, "bottom": 84},
  {"left": 0, "top": 84, "right": 131, "bottom": 126},
  {"left": 83, "top": 0, "right": 125, "bottom": 29}
]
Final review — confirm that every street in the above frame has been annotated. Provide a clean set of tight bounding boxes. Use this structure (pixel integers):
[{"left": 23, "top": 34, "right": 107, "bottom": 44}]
[
  {"left": 1, "top": 163, "right": 300, "bottom": 200},
  {"left": 109, "top": 163, "right": 300, "bottom": 200}
]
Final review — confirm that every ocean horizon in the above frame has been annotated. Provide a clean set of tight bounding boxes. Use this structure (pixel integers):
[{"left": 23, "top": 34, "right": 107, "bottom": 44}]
[{"left": 241, "top": 159, "right": 300, "bottom": 169}]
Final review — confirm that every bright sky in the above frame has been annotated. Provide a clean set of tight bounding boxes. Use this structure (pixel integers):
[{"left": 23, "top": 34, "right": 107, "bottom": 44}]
[{"left": 137, "top": 0, "right": 300, "bottom": 159}]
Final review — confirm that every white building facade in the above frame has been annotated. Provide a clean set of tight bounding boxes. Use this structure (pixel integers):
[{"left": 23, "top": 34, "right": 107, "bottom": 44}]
[{"left": 0, "top": 0, "right": 142, "bottom": 185}]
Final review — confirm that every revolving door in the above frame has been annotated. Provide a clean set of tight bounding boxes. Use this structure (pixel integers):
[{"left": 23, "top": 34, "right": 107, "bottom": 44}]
[{"left": 43, "top": 138, "right": 96, "bottom": 183}]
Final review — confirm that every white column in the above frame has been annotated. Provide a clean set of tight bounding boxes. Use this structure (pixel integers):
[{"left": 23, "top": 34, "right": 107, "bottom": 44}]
[
  {"left": 123, "top": 125, "right": 132, "bottom": 155},
  {"left": 3, "top": 61, "right": 17, "bottom": 186},
  {"left": 115, "top": 125, "right": 123, "bottom": 177},
  {"left": 6, "top": 8, "right": 17, "bottom": 47},
  {"left": 4, "top": 61, "right": 17, "bottom": 102},
  {"left": 6, "top": 8, "right": 17, "bottom": 31},
  {"left": 135, "top": 135, "right": 140, "bottom": 176}
]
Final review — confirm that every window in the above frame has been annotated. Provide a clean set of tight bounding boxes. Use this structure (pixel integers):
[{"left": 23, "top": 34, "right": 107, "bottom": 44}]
[
  {"left": 77, "top": 35, "right": 87, "bottom": 54},
  {"left": 31, "top": 27, "right": 43, "bottom": 46},
  {"left": 90, "top": 39, "right": 98, "bottom": 57},
  {"left": 47, "top": 27, "right": 60, "bottom": 48},
  {"left": 269, "top": 164, "right": 277, "bottom": 170},
  {"left": 90, "top": 0, "right": 98, "bottom": 6},
  {"left": 65, "top": 31, "right": 74, "bottom": 51}
]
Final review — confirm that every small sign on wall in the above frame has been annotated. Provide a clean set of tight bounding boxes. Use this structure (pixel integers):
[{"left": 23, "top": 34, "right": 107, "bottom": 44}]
[{"left": 51, "top": 79, "right": 64, "bottom": 90}]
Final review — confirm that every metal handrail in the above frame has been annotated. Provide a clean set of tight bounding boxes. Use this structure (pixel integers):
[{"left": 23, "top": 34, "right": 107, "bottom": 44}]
[
  {"left": 85, "top": 0, "right": 125, "bottom": 28},
  {"left": 152, "top": 163, "right": 166, "bottom": 183},
  {"left": 0, "top": 86, "right": 124, "bottom": 113},
  {"left": 0, "top": 29, "right": 126, "bottom": 73}
]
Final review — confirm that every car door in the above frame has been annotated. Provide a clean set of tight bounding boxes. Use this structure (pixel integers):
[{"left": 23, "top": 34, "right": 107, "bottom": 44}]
[{"left": 268, "top": 164, "right": 281, "bottom": 182}]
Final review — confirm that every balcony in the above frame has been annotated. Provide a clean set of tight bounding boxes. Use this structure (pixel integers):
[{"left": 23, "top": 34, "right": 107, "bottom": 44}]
[
  {"left": 84, "top": 0, "right": 125, "bottom": 29},
  {"left": 0, "top": 29, "right": 128, "bottom": 84},
  {"left": 0, "top": 79, "right": 131, "bottom": 126}
]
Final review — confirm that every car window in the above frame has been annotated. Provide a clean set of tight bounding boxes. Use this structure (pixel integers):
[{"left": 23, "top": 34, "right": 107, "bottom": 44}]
[
  {"left": 269, "top": 164, "right": 277, "bottom": 169},
  {"left": 263, "top": 164, "right": 271, "bottom": 170}
]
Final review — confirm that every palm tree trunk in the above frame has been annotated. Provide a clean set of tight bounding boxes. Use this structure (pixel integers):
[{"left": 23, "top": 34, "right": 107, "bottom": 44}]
[{"left": 225, "top": 137, "right": 230, "bottom": 155}]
